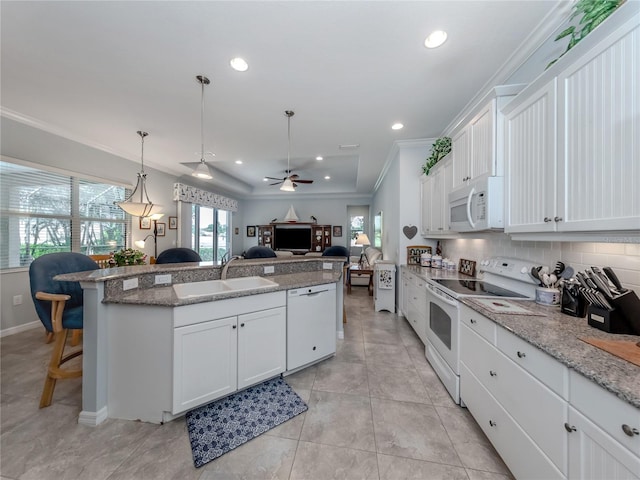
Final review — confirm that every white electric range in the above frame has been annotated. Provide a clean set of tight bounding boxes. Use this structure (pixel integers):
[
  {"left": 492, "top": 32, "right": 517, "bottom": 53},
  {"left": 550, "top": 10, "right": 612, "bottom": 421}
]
[{"left": 423, "top": 257, "right": 539, "bottom": 404}]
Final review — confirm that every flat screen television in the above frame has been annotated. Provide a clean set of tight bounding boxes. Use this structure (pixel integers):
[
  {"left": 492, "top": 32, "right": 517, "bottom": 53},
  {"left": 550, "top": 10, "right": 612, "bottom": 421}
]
[{"left": 274, "top": 226, "right": 312, "bottom": 251}]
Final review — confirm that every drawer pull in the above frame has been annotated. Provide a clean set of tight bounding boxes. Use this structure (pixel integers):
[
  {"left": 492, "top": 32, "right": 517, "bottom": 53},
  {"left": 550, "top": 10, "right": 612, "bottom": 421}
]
[
  {"left": 489, "top": 420, "right": 497, "bottom": 427},
  {"left": 564, "top": 423, "right": 576, "bottom": 433},
  {"left": 489, "top": 370, "right": 497, "bottom": 377},
  {"left": 544, "top": 217, "right": 552, "bottom": 223},
  {"left": 622, "top": 424, "right": 639, "bottom": 437},
  {"left": 470, "top": 319, "right": 477, "bottom": 324},
  {"left": 516, "top": 351, "right": 526, "bottom": 358},
  {"left": 232, "top": 325, "right": 237, "bottom": 329}
]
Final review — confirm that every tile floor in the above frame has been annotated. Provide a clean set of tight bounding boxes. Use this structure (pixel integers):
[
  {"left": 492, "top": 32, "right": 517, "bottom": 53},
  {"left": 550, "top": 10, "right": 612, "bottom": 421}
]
[{"left": 0, "top": 286, "right": 513, "bottom": 480}]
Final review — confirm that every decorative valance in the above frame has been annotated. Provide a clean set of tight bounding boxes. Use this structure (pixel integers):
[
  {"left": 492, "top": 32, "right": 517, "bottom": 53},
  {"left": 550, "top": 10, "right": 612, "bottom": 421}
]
[{"left": 173, "top": 183, "right": 238, "bottom": 212}]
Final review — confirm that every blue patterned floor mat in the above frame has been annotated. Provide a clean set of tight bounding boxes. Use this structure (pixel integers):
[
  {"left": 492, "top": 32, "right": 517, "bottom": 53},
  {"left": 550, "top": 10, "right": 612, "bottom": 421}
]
[{"left": 185, "top": 377, "right": 308, "bottom": 468}]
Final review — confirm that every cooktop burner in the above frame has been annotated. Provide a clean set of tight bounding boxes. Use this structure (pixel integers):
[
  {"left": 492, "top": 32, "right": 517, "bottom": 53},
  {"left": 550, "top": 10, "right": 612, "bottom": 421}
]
[{"left": 433, "top": 279, "right": 528, "bottom": 298}]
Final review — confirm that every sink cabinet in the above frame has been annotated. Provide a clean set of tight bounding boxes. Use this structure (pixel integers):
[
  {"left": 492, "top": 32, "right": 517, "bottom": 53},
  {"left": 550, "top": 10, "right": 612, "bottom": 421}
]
[{"left": 173, "top": 306, "right": 286, "bottom": 414}]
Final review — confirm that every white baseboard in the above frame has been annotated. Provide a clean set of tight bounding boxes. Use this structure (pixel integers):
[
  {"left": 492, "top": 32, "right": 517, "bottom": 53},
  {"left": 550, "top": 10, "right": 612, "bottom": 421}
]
[
  {"left": 0, "top": 320, "right": 40, "bottom": 338},
  {"left": 78, "top": 407, "right": 108, "bottom": 427}
]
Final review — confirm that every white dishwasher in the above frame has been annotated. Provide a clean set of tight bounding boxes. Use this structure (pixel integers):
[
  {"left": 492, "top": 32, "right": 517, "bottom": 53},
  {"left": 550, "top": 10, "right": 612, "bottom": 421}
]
[{"left": 287, "top": 283, "right": 337, "bottom": 371}]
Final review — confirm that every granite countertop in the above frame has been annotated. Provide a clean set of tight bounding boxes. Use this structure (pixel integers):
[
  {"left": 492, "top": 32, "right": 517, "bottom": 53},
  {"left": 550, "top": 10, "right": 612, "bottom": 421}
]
[
  {"left": 106, "top": 270, "right": 342, "bottom": 307},
  {"left": 401, "top": 265, "right": 640, "bottom": 409}
]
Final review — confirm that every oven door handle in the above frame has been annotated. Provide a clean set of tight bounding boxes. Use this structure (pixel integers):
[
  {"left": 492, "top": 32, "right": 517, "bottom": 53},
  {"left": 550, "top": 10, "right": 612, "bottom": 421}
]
[{"left": 427, "top": 283, "right": 459, "bottom": 308}]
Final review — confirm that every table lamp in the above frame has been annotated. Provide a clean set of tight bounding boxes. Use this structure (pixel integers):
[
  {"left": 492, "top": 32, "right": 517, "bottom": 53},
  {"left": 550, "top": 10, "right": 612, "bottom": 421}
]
[{"left": 355, "top": 233, "right": 371, "bottom": 266}]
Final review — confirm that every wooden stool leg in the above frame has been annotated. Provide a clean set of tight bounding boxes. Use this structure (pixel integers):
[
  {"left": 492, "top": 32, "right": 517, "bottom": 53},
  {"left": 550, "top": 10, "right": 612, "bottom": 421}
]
[
  {"left": 70, "top": 329, "right": 81, "bottom": 346},
  {"left": 40, "top": 329, "right": 68, "bottom": 408},
  {"left": 343, "top": 304, "right": 347, "bottom": 323},
  {"left": 45, "top": 331, "right": 54, "bottom": 344}
]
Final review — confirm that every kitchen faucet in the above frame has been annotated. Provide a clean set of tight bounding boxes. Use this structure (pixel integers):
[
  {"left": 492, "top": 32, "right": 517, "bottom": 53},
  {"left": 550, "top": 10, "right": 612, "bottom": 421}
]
[{"left": 221, "top": 255, "right": 243, "bottom": 280}]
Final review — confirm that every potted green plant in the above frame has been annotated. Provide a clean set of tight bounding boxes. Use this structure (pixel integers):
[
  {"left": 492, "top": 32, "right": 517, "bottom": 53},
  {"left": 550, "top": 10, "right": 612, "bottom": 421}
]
[
  {"left": 422, "top": 137, "right": 451, "bottom": 176},
  {"left": 109, "top": 248, "right": 147, "bottom": 267},
  {"left": 547, "top": 0, "right": 625, "bottom": 69}
]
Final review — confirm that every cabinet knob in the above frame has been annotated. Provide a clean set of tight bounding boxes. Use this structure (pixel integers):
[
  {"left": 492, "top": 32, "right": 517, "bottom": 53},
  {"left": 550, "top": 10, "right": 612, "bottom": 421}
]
[
  {"left": 622, "top": 424, "right": 639, "bottom": 437},
  {"left": 470, "top": 319, "right": 477, "bottom": 324},
  {"left": 240, "top": 323, "right": 245, "bottom": 327},
  {"left": 489, "top": 420, "right": 497, "bottom": 427},
  {"left": 313, "top": 346, "right": 317, "bottom": 351},
  {"left": 564, "top": 423, "right": 576, "bottom": 433},
  {"left": 517, "top": 351, "right": 526, "bottom": 358},
  {"left": 232, "top": 325, "right": 237, "bottom": 329},
  {"left": 544, "top": 217, "right": 552, "bottom": 223},
  {"left": 554, "top": 216, "right": 563, "bottom": 222},
  {"left": 489, "top": 370, "right": 497, "bottom": 377}
]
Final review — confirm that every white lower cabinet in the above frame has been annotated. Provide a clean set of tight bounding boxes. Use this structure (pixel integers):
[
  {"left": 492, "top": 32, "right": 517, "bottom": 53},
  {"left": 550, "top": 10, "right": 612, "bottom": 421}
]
[
  {"left": 173, "top": 316, "right": 238, "bottom": 414},
  {"left": 405, "top": 270, "right": 427, "bottom": 344},
  {"left": 173, "top": 306, "right": 286, "bottom": 414},
  {"left": 237, "top": 307, "right": 286, "bottom": 389},
  {"left": 461, "top": 323, "right": 567, "bottom": 478},
  {"left": 566, "top": 370, "right": 640, "bottom": 479},
  {"left": 461, "top": 363, "right": 566, "bottom": 480},
  {"left": 461, "top": 310, "right": 640, "bottom": 479},
  {"left": 567, "top": 407, "right": 640, "bottom": 480}
]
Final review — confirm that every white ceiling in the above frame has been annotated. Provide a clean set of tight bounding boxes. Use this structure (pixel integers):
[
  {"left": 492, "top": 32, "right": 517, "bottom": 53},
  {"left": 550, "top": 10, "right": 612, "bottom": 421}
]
[{"left": 1, "top": 1, "right": 563, "bottom": 198}]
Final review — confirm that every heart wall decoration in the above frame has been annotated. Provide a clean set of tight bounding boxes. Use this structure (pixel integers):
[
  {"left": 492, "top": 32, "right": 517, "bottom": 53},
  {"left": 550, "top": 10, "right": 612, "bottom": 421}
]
[{"left": 403, "top": 225, "right": 418, "bottom": 239}]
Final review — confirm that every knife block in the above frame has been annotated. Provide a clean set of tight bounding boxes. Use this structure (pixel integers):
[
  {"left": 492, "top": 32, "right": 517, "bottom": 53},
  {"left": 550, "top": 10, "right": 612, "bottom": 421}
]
[
  {"left": 610, "top": 290, "right": 640, "bottom": 335},
  {"left": 587, "top": 305, "right": 633, "bottom": 334}
]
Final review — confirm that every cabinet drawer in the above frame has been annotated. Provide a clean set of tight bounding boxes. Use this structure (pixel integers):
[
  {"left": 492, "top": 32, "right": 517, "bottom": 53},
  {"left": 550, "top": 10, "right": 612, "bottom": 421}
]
[
  {"left": 461, "top": 363, "right": 565, "bottom": 480},
  {"left": 460, "top": 303, "right": 496, "bottom": 343},
  {"left": 570, "top": 370, "right": 640, "bottom": 456},
  {"left": 497, "top": 326, "right": 568, "bottom": 398},
  {"left": 462, "top": 324, "right": 568, "bottom": 474}
]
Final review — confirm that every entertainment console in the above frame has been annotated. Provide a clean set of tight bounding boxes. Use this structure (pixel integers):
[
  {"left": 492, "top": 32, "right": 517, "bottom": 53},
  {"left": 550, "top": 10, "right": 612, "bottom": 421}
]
[{"left": 257, "top": 223, "right": 331, "bottom": 253}]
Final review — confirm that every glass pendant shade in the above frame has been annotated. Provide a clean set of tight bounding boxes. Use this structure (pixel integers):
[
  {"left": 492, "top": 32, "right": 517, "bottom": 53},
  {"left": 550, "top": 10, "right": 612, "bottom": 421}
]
[
  {"left": 117, "top": 131, "right": 163, "bottom": 217},
  {"left": 192, "top": 161, "right": 211, "bottom": 179},
  {"left": 280, "top": 177, "right": 295, "bottom": 192}
]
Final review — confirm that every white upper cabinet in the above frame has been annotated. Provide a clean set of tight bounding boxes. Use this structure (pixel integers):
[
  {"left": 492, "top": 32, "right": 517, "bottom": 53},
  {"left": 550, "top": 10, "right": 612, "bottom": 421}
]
[
  {"left": 452, "top": 126, "right": 471, "bottom": 190},
  {"left": 504, "top": 3, "right": 640, "bottom": 235},
  {"left": 450, "top": 85, "right": 524, "bottom": 191},
  {"left": 504, "top": 80, "right": 558, "bottom": 233},
  {"left": 421, "top": 153, "right": 454, "bottom": 237}
]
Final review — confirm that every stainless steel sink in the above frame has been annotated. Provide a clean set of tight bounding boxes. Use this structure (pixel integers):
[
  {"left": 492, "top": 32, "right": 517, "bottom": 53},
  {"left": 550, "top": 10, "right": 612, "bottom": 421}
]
[{"left": 172, "top": 276, "right": 278, "bottom": 299}]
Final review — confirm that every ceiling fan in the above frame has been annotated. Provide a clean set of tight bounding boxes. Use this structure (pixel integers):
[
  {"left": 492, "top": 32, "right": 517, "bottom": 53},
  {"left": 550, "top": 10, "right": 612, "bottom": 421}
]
[
  {"left": 266, "top": 170, "right": 314, "bottom": 188},
  {"left": 268, "top": 110, "right": 314, "bottom": 191}
]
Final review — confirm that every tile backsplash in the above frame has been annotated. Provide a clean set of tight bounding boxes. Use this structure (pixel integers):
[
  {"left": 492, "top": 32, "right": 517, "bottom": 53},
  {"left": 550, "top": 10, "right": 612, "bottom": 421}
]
[{"left": 441, "top": 233, "right": 640, "bottom": 295}]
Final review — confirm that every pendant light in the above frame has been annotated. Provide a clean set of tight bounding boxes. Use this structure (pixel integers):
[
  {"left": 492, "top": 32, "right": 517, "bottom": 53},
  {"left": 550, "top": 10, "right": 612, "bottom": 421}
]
[
  {"left": 191, "top": 75, "right": 213, "bottom": 179},
  {"left": 117, "top": 131, "right": 163, "bottom": 217},
  {"left": 280, "top": 110, "right": 296, "bottom": 192}
]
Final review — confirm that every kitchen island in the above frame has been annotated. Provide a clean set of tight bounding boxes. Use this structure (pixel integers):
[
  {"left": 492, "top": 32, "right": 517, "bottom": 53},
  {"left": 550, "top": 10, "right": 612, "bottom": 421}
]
[{"left": 56, "top": 256, "right": 345, "bottom": 426}]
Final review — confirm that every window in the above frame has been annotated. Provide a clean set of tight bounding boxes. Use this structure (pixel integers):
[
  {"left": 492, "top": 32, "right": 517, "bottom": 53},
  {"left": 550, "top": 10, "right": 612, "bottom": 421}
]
[
  {"left": 0, "top": 160, "right": 129, "bottom": 270},
  {"left": 347, "top": 205, "right": 370, "bottom": 253},
  {"left": 191, "top": 204, "right": 231, "bottom": 262}
]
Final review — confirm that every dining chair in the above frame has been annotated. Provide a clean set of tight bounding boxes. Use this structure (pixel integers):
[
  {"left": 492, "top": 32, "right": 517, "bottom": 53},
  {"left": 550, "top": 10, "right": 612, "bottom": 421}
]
[{"left": 29, "top": 252, "right": 99, "bottom": 407}]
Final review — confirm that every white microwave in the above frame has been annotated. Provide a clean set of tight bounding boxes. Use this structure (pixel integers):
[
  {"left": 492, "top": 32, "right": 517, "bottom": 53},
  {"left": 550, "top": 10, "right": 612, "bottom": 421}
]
[{"left": 448, "top": 176, "right": 504, "bottom": 232}]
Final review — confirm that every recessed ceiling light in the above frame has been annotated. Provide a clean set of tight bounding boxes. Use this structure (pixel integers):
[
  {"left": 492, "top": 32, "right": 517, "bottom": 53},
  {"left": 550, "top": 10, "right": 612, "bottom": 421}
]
[
  {"left": 392, "top": 123, "right": 404, "bottom": 130},
  {"left": 324, "top": 175, "right": 331, "bottom": 180},
  {"left": 338, "top": 144, "right": 360, "bottom": 150},
  {"left": 424, "top": 30, "right": 447, "bottom": 49},
  {"left": 263, "top": 177, "right": 268, "bottom": 182},
  {"left": 235, "top": 160, "right": 243, "bottom": 165},
  {"left": 316, "top": 156, "right": 323, "bottom": 161},
  {"left": 230, "top": 57, "right": 249, "bottom": 72}
]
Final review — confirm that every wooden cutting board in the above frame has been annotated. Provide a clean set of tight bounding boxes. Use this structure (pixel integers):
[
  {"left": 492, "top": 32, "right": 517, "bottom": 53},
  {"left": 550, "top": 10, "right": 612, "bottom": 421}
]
[{"left": 579, "top": 337, "right": 640, "bottom": 367}]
